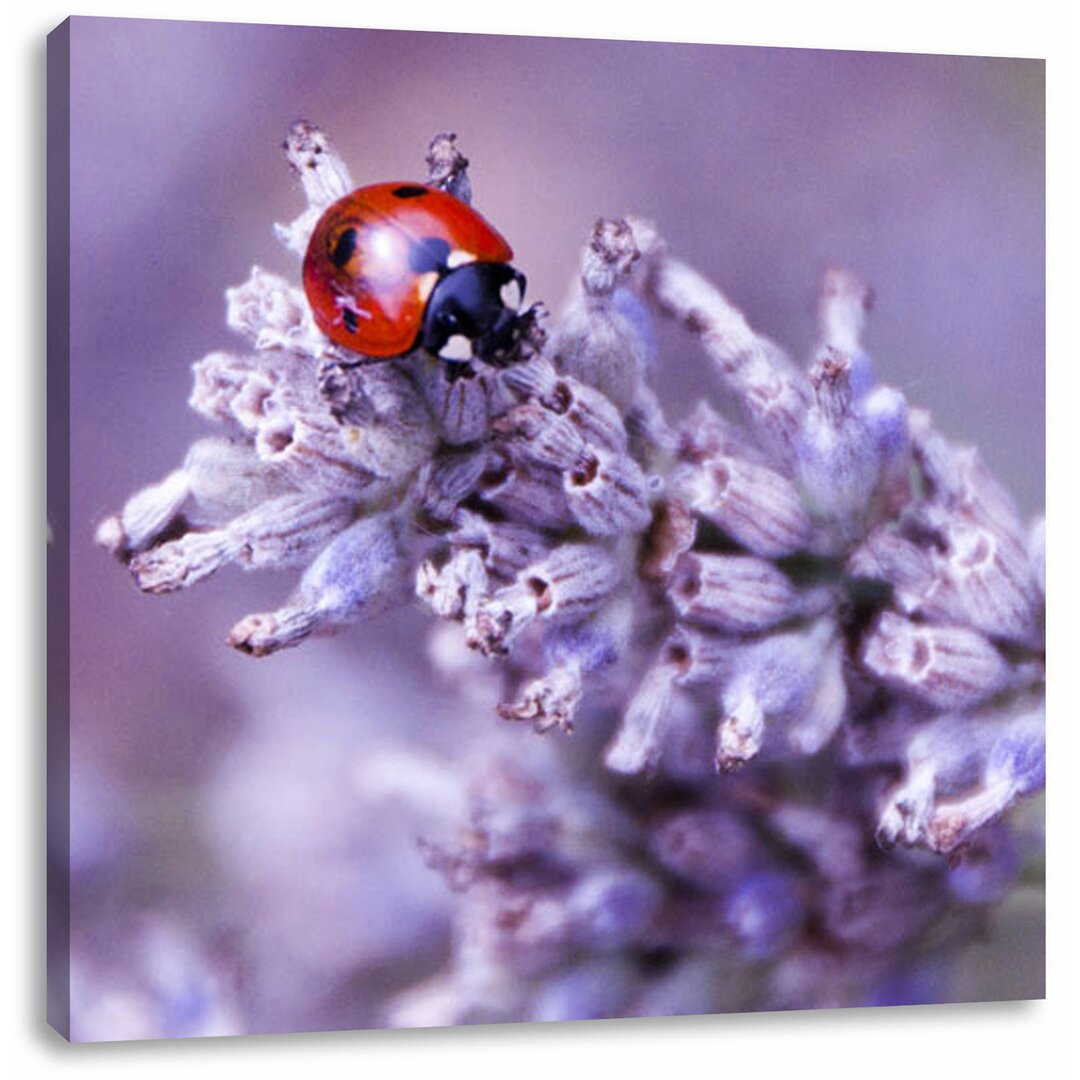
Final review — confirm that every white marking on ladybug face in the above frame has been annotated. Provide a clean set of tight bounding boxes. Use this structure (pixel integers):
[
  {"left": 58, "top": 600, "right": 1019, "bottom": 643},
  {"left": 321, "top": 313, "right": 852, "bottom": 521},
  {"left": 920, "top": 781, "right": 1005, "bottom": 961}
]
[
  {"left": 500, "top": 278, "right": 522, "bottom": 311},
  {"left": 446, "top": 249, "right": 474, "bottom": 270},
  {"left": 439, "top": 334, "right": 474, "bottom": 362}
]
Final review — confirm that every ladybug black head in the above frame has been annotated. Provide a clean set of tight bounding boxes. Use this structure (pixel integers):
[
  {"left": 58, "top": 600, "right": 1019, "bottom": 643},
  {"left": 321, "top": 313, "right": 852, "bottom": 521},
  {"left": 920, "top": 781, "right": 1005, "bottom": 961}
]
[{"left": 420, "top": 262, "right": 527, "bottom": 368}]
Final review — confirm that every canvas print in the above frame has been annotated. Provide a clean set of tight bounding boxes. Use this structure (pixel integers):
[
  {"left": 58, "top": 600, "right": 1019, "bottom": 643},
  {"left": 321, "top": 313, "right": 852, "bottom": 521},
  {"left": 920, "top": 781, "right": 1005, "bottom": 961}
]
[{"left": 47, "top": 16, "right": 1045, "bottom": 1042}]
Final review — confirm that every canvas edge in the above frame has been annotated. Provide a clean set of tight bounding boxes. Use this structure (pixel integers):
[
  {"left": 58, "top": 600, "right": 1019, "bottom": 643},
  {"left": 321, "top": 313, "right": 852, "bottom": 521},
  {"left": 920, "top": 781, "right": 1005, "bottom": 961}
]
[{"left": 46, "top": 14, "right": 72, "bottom": 1044}]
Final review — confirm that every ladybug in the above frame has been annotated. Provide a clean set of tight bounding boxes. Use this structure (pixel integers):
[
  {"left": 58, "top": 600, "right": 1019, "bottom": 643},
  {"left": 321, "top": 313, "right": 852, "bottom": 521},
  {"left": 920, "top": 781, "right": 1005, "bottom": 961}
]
[{"left": 302, "top": 181, "right": 526, "bottom": 368}]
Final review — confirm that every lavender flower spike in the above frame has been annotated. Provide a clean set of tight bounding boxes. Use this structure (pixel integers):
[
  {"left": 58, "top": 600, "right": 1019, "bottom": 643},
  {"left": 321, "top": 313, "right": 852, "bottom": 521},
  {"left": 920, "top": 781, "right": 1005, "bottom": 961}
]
[{"left": 97, "top": 124, "right": 1044, "bottom": 1027}]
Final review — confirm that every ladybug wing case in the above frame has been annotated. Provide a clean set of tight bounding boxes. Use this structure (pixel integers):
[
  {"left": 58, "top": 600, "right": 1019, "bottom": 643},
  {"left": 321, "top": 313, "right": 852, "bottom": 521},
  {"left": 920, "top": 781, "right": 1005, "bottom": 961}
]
[{"left": 303, "top": 182, "right": 513, "bottom": 358}]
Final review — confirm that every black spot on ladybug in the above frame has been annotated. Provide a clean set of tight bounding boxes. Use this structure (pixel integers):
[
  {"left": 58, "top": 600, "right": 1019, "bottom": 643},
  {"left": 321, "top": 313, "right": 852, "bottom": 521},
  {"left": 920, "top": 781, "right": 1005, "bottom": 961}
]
[
  {"left": 342, "top": 308, "right": 359, "bottom": 333},
  {"left": 392, "top": 185, "right": 429, "bottom": 199},
  {"left": 330, "top": 228, "right": 358, "bottom": 270},
  {"left": 408, "top": 236, "right": 452, "bottom": 274}
]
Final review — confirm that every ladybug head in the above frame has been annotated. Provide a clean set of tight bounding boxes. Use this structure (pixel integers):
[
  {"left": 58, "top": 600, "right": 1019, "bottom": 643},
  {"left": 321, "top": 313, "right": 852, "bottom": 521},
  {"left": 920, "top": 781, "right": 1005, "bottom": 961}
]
[{"left": 420, "top": 262, "right": 527, "bottom": 368}]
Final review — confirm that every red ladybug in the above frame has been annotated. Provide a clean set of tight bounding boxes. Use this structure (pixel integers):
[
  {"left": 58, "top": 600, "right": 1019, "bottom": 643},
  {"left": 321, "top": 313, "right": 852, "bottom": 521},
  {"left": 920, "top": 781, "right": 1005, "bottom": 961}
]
[{"left": 302, "top": 182, "right": 526, "bottom": 366}]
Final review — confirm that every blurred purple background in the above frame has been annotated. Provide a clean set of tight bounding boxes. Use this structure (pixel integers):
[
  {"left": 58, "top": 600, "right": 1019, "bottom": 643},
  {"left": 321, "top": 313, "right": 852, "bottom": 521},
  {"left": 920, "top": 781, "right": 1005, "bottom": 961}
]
[{"left": 62, "top": 16, "right": 1044, "bottom": 1037}]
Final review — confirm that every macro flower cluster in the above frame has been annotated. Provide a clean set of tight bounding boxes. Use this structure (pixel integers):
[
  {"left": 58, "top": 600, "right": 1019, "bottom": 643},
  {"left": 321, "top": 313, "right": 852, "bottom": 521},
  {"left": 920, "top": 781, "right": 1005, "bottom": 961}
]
[{"left": 96, "top": 122, "right": 1045, "bottom": 1028}]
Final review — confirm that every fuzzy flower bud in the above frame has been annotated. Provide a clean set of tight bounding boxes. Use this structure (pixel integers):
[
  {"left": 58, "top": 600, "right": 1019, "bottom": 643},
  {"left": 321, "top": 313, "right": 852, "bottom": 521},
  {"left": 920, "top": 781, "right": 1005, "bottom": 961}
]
[
  {"left": 860, "top": 612, "right": 1021, "bottom": 712},
  {"left": 668, "top": 552, "right": 824, "bottom": 634},
  {"left": 129, "top": 495, "right": 356, "bottom": 594},
  {"left": 795, "top": 349, "right": 881, "bottom": 551},
  {"left": 228, "top": 511, "right": 408, "bottom": 655},
  {"left": 469, "top": 544, "right": 622, "bottom": 656},
  {"left": 672, "top": 452, "right": 812, "bottom": 558}
]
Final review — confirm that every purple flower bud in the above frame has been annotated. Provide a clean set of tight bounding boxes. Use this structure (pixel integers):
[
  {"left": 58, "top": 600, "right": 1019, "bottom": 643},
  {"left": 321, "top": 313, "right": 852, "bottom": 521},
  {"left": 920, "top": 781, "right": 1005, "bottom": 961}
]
[
  {"left": 649, "top": 810, "right": 756, "bottom": 890},
  {"left": 477, "top": 457, "right": 574, "bottom": 530},
  {"left": 922, "top": 520, "right": 1042, "bottom": 646},
  {"left": 724, "top": 871, "right": 804, "bottom": 959},
  {"left": 823, "top": 868, "right": 941, "bottom": 951},
  {"left": 471, "top": 544, "right": 622, "bottom": 656},
  {"left": 563, "top": 448, "right": 653, "bottom": 536},
  {"left": 552, "top": 221, "right": 651, "bottom": 409},
  {"left": 848, "top": 349, "right": 877, "bottom": 401},
  {"left": 989, "top": 711, "right": 1045, "bottom": 795},
  {"left": 611, "top": 286, "right": 656, "bottom": 367},
  {"left": 567, "top": 868, "right": 663, "bottom": 949},
  {"left": 130, "top": 495, "right": 357, "bottom": 594},
  {"left": 856, "top": 383, "right": 908, "bottom": 462},
  {"left": 672, "top": 452, "right": 812, "bottom": 558},
  {"left": 604, "top": 663, "right": 679, "bottom": 774},
  {"left": 543, "top": 599, "right": 632, "bottom": 673},
  {"left": 230, "top": 511, "right": 408, "bottom": 655},
  {"left": 795, "top": 350, "right": 881, "bottom": 550},
  {"left": 717, "top": 619, "right": 846, "bottom": 767},
  {"left": 668, "top": 552, "right": 817, "bottom": 634},
  {"left": 861, "top": 612, "right": 1018, "bottom": 711},
  {"left": 847, "top": 527, "right": 935, "bottom": 615}
]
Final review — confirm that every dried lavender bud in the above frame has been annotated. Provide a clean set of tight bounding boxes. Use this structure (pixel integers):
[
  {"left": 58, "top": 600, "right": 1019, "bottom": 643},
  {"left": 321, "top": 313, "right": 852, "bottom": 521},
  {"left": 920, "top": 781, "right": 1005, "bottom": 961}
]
[
  {"left": 928, "top": 705, "right": 1046, "bottom": 853},
  {"left": 498, "top": 604, "right": 632, "bottom": 733},
  {"left": 664, "top": 624, "right": 740, "bottom": 687},
  {"left": 872, "top": 700, "right": 1045, "bottom": 852},
  {"left": 415, "top": 448, "right": 490, "bottom": 524},
  {"left": 272, "top": 119, "right": 353, "bottom": 255},
  {"left": 224, "top": 267, "right": 317, "bottom": 352},
  {"left": 909, "top": 408, "right": 1024, "bottom": 536},
  {"left": 95, "top": 467, "right": 191, "bottom": 559},
  {"left": 723, "top": 871, "right": 804, "bottom": 960},
  {"left": 672, "top": 450, "right": 812, "bottom": 559},
  {"left": 846, "top": 526, "right": 935, "bottom": 615},
  {"left": 816, "top": 267, "right": 875, "bottom": 398},
  {"left": 228, "top": 511, "right": 408, "bottom": 656},
  {"left": 552, "top": 219, "right": 650, "bottom": 409},
  {"left": 668, "top": 552, "right": 823, "bottom": 634},
  {"left": 716, "top": 619, "right": 846, "bottom": 769},
  {"left": 648, "top": 809, "right": 757, "bottom": 891},
  {"left": 563, "top": 448, "right": 654, "bottom": 536},
  {"left": 921, "top": 519, "right": 1042, "bottom": 646},
  {"left": 130, "top": 495, "right": 357, "bottom": 594},
  {"left": 412, "top": 356, "right": 518, "bottom": 445},
  {"left": 498, "top": 664, "right": 583, "bottom": 733},
  {"left": 469, "top": 544, "right": 622, "bottom": 656},
  {"left": 476, "top": 457, "right": 574, "bottom": 530},
  {"left": 633, "top": 218, "right": 807, "bottom": 468},
  {"left": 860, "top": 612, "right": 1020, "bottom": 712},
  {"left": 604, "top": 661, "right": 680, "bottom": 774},
  {"left": 502, "top": 360, "right": 633, "bottom": 455},
  {"left": 416, "top": 547, "right": 488, "bottom": 620},
  {"left": 448, "top": 511, "right": 550, "bottom": 579},
  {"left": 565, "top": 867, "right": 663, "bottom": 949},
  {"left": 424, "top": 131, "right": 471, "bottom": 202},
  {"left": 795, "top": 349, "right": 882, "bottom": 551}
]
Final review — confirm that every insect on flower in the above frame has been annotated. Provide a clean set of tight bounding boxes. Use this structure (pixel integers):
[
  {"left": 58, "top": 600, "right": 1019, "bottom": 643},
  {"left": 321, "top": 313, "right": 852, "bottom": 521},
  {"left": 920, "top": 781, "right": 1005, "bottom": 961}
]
[{"left": 303, "top": 181, "right": 528, "bottom": 369}]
